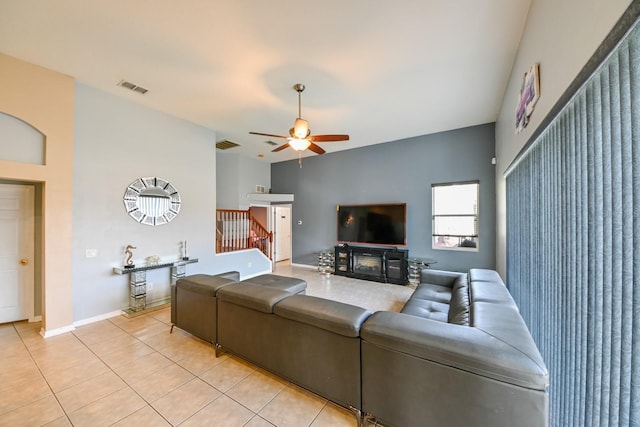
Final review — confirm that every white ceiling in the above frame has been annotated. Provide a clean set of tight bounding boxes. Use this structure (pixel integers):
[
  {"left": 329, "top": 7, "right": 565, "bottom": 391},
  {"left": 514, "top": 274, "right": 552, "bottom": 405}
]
[{"left": 0, "top": 0, "right": 531, "bottom": 163}]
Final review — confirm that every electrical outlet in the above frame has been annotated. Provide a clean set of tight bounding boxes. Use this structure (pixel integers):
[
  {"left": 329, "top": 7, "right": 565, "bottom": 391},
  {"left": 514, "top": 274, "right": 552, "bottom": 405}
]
[
  {"left": 85, "top": 249, "right": 97, "bottom": 258},
  {"left": 248, "top": 261, "right": 252, "bottom": 268},
  {"left": 147, "top": 282, "right": 154, "bottom": 291}
]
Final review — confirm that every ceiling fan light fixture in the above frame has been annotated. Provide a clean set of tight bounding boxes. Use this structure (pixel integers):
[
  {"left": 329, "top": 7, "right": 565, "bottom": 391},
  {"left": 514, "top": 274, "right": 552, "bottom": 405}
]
[
  {"left": 293, "top": 118, "right": 309, "bottom": 138},
  {"left": 289, "top": 138, "right": 311, "bottom": 151}
]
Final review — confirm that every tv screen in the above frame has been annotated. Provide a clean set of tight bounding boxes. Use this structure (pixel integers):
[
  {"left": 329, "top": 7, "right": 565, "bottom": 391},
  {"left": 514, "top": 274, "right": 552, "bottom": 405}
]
[{"left": 337, "top": 203, "right": 406, "bottom": 246}]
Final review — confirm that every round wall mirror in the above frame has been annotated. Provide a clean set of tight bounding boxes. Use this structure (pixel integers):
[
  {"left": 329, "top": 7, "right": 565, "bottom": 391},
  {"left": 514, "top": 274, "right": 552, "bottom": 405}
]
[{"left": 123, "top": 177, "right": 181, "bottom": 225}]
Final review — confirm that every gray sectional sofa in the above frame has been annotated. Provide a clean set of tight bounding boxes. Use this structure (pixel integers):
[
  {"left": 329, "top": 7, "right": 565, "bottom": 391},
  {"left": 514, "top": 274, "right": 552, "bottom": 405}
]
[{"left": 172, "top": 268, "right": 549, "bottom": 427}]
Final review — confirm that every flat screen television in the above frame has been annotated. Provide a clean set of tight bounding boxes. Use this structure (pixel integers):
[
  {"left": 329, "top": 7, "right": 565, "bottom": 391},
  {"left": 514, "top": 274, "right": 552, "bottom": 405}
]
[{"left": 336, "top": 203, "right": 406, "bottom": 246}]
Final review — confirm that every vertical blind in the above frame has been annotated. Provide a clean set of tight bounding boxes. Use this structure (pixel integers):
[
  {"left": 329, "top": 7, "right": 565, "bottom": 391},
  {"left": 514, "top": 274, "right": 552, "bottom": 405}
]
[{"left": 506, "top": 20, "right": 640, "bottom": 427}]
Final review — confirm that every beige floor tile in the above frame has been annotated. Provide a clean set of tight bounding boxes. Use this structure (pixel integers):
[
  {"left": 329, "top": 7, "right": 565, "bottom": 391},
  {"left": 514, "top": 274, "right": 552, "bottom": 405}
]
[
  {"left": 55, "top": 371, "right": 128, "bottom": 413},
  {"left": 0, "top": 394, "right": 65, "bottom": 427},
  {"left": 129, "top": 362, "right": 194, "bottom": 402},
  {"left": 43, "top": 356, "right": 111, "bottom": 392},
  {"left": 310, "top": 402, "right": 358, "bottom": 426},
  {"left": 0, "top": 354, "right": 41, "bottom": 381},
  {"left": 83, "top": 333, "right": 141, "bottom": 357},
  {"left": 0, "top": 374, "right": 52, "bottom": 415},
  {"left": 73, "top": 319, "right": 130, "bottom": 345},
  {"left": 259, "top": 384, "right": 326, "bottom": 427},
  {"left": 26, "top": 332, "right": 86, "bottom": 354},
  {"left": 111, "top": 405, "right": 171, "bottom": 426},
  {"left": 181, "top": 394, "right": 254, "bottom": 427},
  {"left": 244, "top": 415, "right": 277, "bottom": 427},
  {"left": 42, "top": 415, "right": 73, "bottom": 427},
  {"left": 147, "top": 307, "right": 171, "bottom": 324},
  {"left": 67, "top": 386, "right": 146, "bottom": 427},
  {"left": 226, "top": 369, "right": 288, "bottom": 412},
  {"left": 199, "top": 356, "right": 256, "bottom": 392},
  {"left": 141, "top": 330, "right": 208, "bottom": 362},
  {"left": 175, "top": 344, "right": 224, "bottom": 375},
  {"left": 0, "top": 340, "right": 30, "bottom": 359},
  {"left": 151, "top": 377, "right": 221, "bottom": 425},
  {"left": 95, "top": 339, "right": 156, "bottom": 369},
  {"left": 31, "top": 344, "right": 98, "bottom": 375},
  {"left": 109, "top": 314, "right": 169, "bottom": 339},
  {"left": 111, "top": 350, "right": 174, "bottom": 384}
]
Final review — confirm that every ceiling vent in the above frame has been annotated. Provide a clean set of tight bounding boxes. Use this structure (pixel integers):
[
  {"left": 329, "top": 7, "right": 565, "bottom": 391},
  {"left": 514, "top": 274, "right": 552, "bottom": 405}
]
[
  {"left": 117, "top": 80, "right": 148, "bottom": 95},
  {"left": 216, "top": 140, "right": 240, "bottom": 150},
  {"left": 263, "top": 140, "right": 278, "bottom": 146}
]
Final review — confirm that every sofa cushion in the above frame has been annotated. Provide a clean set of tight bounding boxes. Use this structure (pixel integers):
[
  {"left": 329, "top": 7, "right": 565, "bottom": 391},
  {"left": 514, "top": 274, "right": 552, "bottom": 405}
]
[
  {"left": 274, "top": 295, "right": 372, "bottom": 338},
  {"left": 176, "top": 273, "right": 239, "bottom": 297},
  {"left": 242, "top": 274, "right": 307, "bottom": 294},
  {"left": 401, "top": 299, "right": 449, "bottom": 323},
  {"left": 411, "top": 283, "right": 452, "bottom": 304},
  {"left": 469, "top": 268, "right": 503, "bottom": 284},
  {"left": 217, "top": 282, "right": 291, "bottom": 314},
  {"left": 470, "top": 281, "right": 518, "bottom": 310}
]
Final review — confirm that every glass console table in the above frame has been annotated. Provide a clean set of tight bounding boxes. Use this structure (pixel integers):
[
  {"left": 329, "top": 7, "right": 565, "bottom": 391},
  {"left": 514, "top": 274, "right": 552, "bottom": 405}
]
[
  {"left": 407, "top": 257, "right": 437, "bottom": 286},
  {"left": 113, "top": 258, "right": 198, "bottom": 315}
]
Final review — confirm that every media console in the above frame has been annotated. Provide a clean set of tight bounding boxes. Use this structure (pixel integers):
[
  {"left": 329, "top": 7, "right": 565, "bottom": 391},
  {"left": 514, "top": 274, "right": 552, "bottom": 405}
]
[{"left": 334, "top": 245, "right": 408, "bottom": 285}]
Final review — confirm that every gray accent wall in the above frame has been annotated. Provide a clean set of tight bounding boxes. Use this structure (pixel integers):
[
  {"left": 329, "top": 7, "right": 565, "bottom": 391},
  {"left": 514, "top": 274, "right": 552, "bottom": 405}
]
[{"left": 271, "top": 123, "right": 496, "bottom": 272}]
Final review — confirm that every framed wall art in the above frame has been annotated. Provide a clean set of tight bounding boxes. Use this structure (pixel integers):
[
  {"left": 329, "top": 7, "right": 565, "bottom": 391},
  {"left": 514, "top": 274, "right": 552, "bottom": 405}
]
[{"left": 515, "top": 63, "right": 540, "bottom": 133}]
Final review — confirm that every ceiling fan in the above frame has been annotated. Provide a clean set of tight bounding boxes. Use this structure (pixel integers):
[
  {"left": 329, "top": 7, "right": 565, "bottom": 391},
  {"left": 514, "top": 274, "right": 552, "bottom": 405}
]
[{"left": 250, "top": 83, "right": 349, "bottom": 156}]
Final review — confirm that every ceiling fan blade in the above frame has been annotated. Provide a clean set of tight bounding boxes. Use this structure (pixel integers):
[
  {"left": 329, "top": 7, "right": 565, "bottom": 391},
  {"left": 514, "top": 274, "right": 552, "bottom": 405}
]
[
  {"left": 308, "top": 134, "right": 350, "bottom": 142},
  {"left": 271, "top": 142, "right": 291, "bottom": 152},
  {"left": 249, "top": 131, "right": 288, "bottom": 139},
  {"left": 308, "top": 142, "right": 326, "bottom": 155}
]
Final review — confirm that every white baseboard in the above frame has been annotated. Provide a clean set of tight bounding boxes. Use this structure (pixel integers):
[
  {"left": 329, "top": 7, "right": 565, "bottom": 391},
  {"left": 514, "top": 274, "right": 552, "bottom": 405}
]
[
  {"left": 38, "top": 309, "right": 123, "bottom": 338},
  {"left": 290, "top": 262, "right": 317, "bottom": 270},
  {"left": 40, "top": 324, "right": 76, "bottom": 338},
  {"left": 73, "top": 310, "right": 121, "bottom": 327}
]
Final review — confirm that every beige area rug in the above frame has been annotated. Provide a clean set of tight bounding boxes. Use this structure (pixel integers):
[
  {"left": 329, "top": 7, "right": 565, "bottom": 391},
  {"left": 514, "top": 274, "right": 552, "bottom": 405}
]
[{"left": 273, "top": 262, "right": 413, "bottom": 313}]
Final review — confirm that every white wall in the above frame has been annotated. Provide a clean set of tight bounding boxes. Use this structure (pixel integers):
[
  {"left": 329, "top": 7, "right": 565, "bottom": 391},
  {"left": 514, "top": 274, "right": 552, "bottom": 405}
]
[
  {"left": 216, "top": 152, "right": 240, "bottom": 209},
  {"left": 216, "top": 151, "right": 270, "bottom": 210},
  {"left": 494, "top": 0, "right": 631, "bottom": 276},
  {"left": 72, "top": 84, "right": 272, "bottom": 322}
]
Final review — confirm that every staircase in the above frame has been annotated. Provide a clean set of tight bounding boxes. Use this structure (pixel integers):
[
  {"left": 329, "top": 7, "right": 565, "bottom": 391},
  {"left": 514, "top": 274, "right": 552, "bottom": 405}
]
[{"left": 216, "top": 209, "right": 273, "bottom": 260}]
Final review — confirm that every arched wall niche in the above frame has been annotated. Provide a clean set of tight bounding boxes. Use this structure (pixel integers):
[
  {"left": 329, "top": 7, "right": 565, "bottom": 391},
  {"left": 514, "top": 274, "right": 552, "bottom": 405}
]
[{"left": 0, "top": 111, "right": 46, "bottom": 165}]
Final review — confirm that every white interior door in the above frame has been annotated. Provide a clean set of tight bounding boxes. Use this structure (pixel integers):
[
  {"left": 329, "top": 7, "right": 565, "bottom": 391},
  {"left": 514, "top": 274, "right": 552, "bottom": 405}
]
[
  {"left": 0, "top": 184, "right": 34, "bottom": 323},
  {"left": 273, "top": 205, "right": 292, "bottom": 262}
]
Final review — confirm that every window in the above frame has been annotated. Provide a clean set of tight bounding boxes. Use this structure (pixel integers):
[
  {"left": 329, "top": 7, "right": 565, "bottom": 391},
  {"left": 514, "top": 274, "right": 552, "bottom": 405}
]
[{"left": 432, "top": 181, "right": 479, "bottom": 251}]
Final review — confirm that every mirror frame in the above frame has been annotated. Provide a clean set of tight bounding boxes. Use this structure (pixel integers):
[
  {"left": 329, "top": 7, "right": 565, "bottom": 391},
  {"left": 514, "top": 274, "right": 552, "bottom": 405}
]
[{"left": 123, "top": 176, "right": 181, "bottom": 226}]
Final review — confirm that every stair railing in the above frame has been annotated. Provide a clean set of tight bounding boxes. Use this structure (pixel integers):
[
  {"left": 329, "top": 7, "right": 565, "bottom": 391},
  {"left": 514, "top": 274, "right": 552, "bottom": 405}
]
[{"left": 216, "top": 209, "right": 273, "bottom": 260}]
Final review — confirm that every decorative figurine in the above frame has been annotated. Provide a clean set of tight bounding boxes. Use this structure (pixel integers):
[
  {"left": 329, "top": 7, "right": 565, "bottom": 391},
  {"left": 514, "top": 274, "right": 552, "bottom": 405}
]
[
  {"left": 182, "top": 240, "right": 189, "bottom": 260},
  {"left": 145, "top": 255, "right": 160, "bottom": 265},
  {"left": 124, "top": 245, "right": 136, "bottom": 269}
]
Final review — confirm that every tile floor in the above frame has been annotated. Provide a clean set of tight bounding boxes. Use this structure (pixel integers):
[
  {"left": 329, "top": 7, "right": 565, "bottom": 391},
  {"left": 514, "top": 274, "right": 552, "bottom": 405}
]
[{"left": 0, "top": 263, "right": 413, "bottom": 426}]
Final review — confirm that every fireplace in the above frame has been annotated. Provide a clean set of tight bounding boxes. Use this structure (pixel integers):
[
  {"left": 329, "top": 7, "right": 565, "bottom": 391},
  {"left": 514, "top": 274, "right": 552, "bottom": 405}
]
[
  {"left": 353, "top": 252, "right": 383, "bottom": 278},
  {"left": 334, "top": 245, "right": 408, "bottom": 285}
]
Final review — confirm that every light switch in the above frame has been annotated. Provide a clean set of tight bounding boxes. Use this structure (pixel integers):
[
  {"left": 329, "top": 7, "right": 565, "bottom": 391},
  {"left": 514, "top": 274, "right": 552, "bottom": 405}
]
[{"left": 85, "top": 249, "right": 97, "bottom": 258}]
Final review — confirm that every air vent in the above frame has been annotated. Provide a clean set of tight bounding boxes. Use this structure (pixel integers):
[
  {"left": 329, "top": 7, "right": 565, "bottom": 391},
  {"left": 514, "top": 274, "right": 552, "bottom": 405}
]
[
  {"left": 263, "top": 140, "right": 278, "bottom": 146},
  {"left": 117, "top": 80, "right": 148, "bottom": 95},
  {"left": 216, "top": 140, "right": 240, "bottom": 150}
]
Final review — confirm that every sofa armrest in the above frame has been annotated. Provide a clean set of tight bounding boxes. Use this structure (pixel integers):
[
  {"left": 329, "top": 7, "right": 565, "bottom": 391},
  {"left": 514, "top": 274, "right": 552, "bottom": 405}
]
[{"left": 361, "top": 311, "right": 548, "bottom": 390}]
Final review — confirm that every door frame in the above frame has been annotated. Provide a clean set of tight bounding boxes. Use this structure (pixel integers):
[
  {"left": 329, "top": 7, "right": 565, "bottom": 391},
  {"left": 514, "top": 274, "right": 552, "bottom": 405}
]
[
  {"left": 271, "top": 204, "right": 292, "bottom": 264},
  {"left": 0, "top": 183, "right": 35, "bottom": 322}
]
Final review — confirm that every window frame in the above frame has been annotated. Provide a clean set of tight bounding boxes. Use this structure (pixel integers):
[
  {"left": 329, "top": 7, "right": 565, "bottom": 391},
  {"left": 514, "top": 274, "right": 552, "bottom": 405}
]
[{"left": 431, "top": 180, "right": 479, "bottom": 252}]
